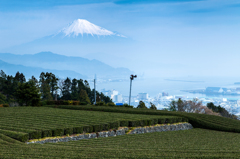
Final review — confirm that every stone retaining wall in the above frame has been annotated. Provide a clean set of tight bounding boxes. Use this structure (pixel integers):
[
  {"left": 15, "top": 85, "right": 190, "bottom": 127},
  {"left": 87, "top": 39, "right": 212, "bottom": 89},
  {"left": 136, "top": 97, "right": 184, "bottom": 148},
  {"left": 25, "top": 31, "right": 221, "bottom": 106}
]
[
  {"left": 129, "top": 123, "right": 193, "bottom": 134},
  {"left": 26, "top": 123, "right": 193, "bottom": 144}
]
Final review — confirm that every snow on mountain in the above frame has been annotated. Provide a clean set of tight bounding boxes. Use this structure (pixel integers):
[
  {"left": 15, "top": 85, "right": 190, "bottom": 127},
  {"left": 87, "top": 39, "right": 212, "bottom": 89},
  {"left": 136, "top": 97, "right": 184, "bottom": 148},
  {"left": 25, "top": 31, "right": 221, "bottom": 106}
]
[{"left": 60, "top": 19, "right": 125, "bottom": 37}]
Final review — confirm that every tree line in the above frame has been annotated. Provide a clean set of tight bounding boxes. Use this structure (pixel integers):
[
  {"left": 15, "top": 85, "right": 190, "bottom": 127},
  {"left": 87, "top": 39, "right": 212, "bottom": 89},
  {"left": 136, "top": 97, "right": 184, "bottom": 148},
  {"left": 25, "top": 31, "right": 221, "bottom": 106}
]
[
  {"left": 167, "top": 98, "right": 238, "bottom": 120},
  {"left": 0, "top": 70, "right": 112, "bottom": 106}
]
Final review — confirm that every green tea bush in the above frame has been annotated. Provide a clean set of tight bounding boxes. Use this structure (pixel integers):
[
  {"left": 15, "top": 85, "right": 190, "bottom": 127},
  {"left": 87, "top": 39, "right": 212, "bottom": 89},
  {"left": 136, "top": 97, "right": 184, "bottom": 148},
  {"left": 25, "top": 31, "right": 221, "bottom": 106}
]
[
  {"left": 64, "top": 128, "right": 73, "bottom": 135},
  {"left": 102, "top": 123, "right": 110, "bottom": 131},
  {"left": 110, "top": 121, "right": 120, "bottom": 129},
  {"left": 73, "top": 127, "right": 83, "bottom": 134},
  {"left": 158, "top": 118, "right": 166, "bottom": 124},
  {"left": 80, "top": 102, "right": 88, "bottom": 105},
  {"left": 139, "top": 120, "right": 147, "bottom": 127},
  {"left": 153, "top": 119, "right": 158, "bottom": 125},
  {"left": 83, "top": 125, "right": 93, "bottom": 133},
  {"left": 93, "top": 124, "right": 102, "bottom": 132},
  {"left": 95, "top": 101, "right": 105, "bottom": 106},
  {"left": 147, "top": 119, "right": 154, "bottom": 126},
  {"left": 42, "top": 129, "right": 52, "bottom": 138},
  {"left": 52, "top": 128, "right": 64, "bottom": 136},
  {"left": 0, "top": 129, "right": 29, "bottom": 142},
  {"left": 129, "top": 120, "right": 140, "bottom": 127},
  {"left": 120, "top": 120, "right": 129, "bottom": 127},
  {"left": 28, "top": 130, "right": 41, "bottom": 139},
  {"left": 107, "top": 102, "right": 115, "bottom": 106}
]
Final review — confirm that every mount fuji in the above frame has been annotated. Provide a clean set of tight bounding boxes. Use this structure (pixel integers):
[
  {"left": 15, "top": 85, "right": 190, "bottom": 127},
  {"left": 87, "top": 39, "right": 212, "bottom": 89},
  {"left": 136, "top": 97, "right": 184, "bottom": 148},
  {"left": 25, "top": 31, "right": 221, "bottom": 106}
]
[
  {"left": 59, "top": 19, "right": 126, "bottom": 38},
  {"left": 2, "top": 19, "right": 129, "bottom": 54}
]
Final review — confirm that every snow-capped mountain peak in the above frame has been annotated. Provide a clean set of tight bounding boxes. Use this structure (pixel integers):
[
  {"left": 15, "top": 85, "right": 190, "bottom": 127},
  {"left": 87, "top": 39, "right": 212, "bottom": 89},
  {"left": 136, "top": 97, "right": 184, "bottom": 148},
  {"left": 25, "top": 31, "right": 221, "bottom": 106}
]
[{"left": 61, "top": 19, "right": 116, "bottom": 37}]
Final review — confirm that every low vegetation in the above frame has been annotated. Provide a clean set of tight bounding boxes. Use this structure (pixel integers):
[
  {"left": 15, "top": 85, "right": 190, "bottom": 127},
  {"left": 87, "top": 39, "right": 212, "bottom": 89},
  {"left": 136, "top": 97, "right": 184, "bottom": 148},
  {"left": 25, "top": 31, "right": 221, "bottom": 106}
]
[
  {"left": 0, "top": 107, "right": 183, "bottom": 142},
  {"left": 45, "top": 105, "right": 240, "bottom": 133},
  {"left": 1, "top": 128, "right": 240, "bottom": 158}
]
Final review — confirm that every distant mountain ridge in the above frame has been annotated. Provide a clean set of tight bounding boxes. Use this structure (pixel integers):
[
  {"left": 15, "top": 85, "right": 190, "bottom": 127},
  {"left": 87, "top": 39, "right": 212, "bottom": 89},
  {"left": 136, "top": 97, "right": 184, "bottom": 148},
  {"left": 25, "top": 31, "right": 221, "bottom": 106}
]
[
  {"left": 0, "top": 59, "right": 86, "bottom": 79},
  {"left": 0, "top": 52, "right": 133, "bottom": 78}
]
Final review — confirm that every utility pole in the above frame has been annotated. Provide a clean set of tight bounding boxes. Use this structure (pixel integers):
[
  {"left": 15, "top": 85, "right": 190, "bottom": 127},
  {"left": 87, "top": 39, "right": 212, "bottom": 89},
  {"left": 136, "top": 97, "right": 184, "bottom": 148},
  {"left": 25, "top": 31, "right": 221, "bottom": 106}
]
[
  {"left": 129, "top": 74, "right": 137, "bottom": 106},
  {"left": 94, "top": 74, "right": 96, "bottom": 105}
]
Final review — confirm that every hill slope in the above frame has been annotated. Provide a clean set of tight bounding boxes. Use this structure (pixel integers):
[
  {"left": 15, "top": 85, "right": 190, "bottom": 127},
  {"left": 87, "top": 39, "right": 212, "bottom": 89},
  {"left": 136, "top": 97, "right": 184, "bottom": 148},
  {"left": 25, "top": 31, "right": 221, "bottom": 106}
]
[
  {"left": 0, "top": 52, "right": 133, "bottom": 78},
  {"left": 0, "top": 59, "right": 86, "bottom": 79}
]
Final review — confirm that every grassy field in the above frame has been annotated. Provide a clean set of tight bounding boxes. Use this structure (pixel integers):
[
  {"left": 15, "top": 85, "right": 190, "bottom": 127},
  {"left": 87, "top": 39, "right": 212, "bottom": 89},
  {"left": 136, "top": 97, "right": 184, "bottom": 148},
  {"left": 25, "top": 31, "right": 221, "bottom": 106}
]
[
  {"left": 0, "top": 107, "right": 181, "bottom": 142},
  {"left": 1, "top": 128, "right": 240, "bottom": 158}
]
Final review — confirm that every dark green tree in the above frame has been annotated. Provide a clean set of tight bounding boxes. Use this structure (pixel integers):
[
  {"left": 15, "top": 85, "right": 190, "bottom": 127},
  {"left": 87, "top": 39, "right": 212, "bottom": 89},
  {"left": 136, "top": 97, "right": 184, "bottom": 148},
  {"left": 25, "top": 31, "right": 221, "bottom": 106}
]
[
  {"left": 71, "top": 78, "right": 78, "bottom": 100},
  {"left": 149, "top": 102, "right": 157, "bottom": 110},
  {"left": 61, "top": 77, "right": 72, "bottom": 100},
  {"left": 39, "top": 72, "right": 58, "bottom": 99},
  {"left": 79, "top": 89, "right": 91, "bottom": 104},
  {"left": 168, "top": 100, "right": 177, "bottom": 111},
  {"left": 0, "top": 93, "right": 7, "bottom": 104},
  {"left": 137, "top": 101, "right": 147, "bottom": 109},
  {"left": 0, "top": 70, "right": 6, "bottom": 92},
  {"left": 15, "top": 81, "right": 41, "bottom": 106},
  {"left": 177, "top": 98, "right": 184, "bottom": 112},
  {"left": 14, "top": 72, "right": 26, "bottom": 83}
]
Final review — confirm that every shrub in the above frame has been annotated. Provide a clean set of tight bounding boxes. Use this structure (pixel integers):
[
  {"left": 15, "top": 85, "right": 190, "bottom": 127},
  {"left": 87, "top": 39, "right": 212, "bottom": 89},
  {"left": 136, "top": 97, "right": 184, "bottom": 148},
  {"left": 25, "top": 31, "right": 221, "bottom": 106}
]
[
  {"left": 102, "top": 123, "right": 110, "bottom": 131},
  {"left": 138, "top": 120, "right": 147, "bottom": 127},
  {"left": 73, "top": 127, "right": 83, "bottom": 134},
  {"left": 110, "top": 121, "right": 120, "bottom": 129},
  {"left": 80, "top": 102, "right": 88, "bottom": 105},
  {"left": 63, "top": 101, "right": 69, "bottom": 105},
  {"left": 120, "top": 120, "right": 129, "bottom": 127},
  {"left": 46, "top": 100, "right": 55, "bottom": 105},
  {"left": 3, "top": 104, "right": 9, "bottom": 107},
  {"left": 64, "top": 127, "right": 73, "bottom": 135},
  {"left": 0, "top": 129, "right": 29, "bottom": 142},
  {"left": 42, "top": 129, "right": 52, "bottom": 138},
  {"left": 68, "top": 100, "right": 73, "bottom": 105},
  {"left": 153, "top": 119, "right": 158, "bottom": 125},
  {"left": 73, "top": 101, "right": 80, "bottom": 105},
  {"left": 52, "top": 128, "right": 64, "bottom": 136},
  {"left": 96, "top": 101, "right": 105, "bottom": 106},
  {"left": 129, "top": 120, "right": 140, "bottom": 127},
  {"left": 122, "top": 103, "right": 133, "bottom": 108},
  {"left": 28, "top": 130, "right": 41, "bottom": 139},
  {"left": 147, "top": 119, "right": 154, "bottom": 126},
  {"left": 83, "top": 125, "right": 93, "bottom": 133},
  {"left": 158, "top": 119, "right": 166, "bottom": 124},
  {"left": 107, "top": 102, "right": 115, "bottom": 107},
  {"left": 93, "top": 124, "right": 102, "bottom": 132}
]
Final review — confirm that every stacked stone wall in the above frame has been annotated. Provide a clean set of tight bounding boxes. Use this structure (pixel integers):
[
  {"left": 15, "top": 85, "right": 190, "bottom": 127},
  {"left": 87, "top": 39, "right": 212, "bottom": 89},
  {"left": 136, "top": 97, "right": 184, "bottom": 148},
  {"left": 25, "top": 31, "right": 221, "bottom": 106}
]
[{"left": 27, "top": 123, "right": 193, "bottom": 144}]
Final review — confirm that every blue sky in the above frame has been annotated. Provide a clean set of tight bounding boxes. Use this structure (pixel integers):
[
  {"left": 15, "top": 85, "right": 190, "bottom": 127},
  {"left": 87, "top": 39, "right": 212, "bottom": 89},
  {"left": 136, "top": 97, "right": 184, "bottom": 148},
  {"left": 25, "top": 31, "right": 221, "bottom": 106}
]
[{"left": 0, "top": 0, "right": 240, "bottom": 78}]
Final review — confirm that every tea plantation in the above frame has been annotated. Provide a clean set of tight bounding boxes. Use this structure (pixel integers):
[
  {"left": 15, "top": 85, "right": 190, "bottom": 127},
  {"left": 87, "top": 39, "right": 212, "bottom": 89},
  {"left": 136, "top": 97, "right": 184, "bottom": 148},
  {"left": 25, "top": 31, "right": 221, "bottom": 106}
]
[
  {"left": 1, "top": 128, "right": 240, "bottom": 158},
  {"left": 1, "top": 106, "right": 240, "bottom": 158},
  {"left": 0, "top": 107, "right": 182, "bottom": 142}
]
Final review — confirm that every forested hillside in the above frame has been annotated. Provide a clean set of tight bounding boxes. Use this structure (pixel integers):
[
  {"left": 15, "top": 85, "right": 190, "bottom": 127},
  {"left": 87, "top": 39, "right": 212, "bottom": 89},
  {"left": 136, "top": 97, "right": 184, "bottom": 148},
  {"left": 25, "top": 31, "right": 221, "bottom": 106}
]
[{"left": 0, "top": 70, "right": 111, "bottom": 107}]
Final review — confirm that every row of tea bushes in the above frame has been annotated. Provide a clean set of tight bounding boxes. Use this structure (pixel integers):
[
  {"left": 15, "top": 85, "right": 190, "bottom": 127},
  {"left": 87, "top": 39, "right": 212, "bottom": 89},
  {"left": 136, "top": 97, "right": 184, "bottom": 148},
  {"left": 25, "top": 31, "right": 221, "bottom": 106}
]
[
  {"left": 45, "top": 105, "right": 240, "bottom": 133},
  {"left": 0, "top": 118, "right": 185, "bottom": 142}
]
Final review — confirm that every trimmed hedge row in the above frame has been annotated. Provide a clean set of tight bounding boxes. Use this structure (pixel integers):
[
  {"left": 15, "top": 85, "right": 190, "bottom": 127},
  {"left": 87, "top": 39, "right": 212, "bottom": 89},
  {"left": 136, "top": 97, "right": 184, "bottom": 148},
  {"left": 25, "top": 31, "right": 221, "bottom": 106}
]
[
  {"left": 43, "top": 100, "right": 88, "bottom": 106},
  {"left": 0, "top": 116, "right": 183, "bottom": 142},
  {"left": 0, "top": 129, "right": 29, "bottom": 142},
  {"left": 0, "top": 133, "right": 22, "bottom": 144},
  {"left": 0, "top": 126, "right": 41, "bottom": 140},
  {"left": 44, "top": 105, "right": 240, "bottom": 133}
]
